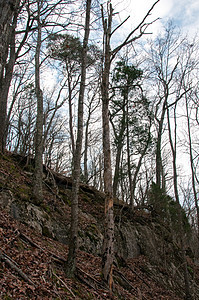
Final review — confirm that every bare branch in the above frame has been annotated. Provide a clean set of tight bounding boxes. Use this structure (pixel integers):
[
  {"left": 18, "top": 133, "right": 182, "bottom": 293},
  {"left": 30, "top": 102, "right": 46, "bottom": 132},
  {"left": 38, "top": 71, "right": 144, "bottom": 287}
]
[
  {"left": 111, "top": 15, "right": 130, "bottom": 36},
  {"left": 111, "top": 0, "right": 160, "bottom": 57}
]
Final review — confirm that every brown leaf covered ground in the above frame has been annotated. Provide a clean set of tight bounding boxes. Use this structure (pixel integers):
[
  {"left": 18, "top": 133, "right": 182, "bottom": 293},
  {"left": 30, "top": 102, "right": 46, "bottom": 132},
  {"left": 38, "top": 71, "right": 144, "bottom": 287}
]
[
  {"left": 0, "top": 208, "right": 183, "bottom": 299},
  {"left": 0, "top": 152, "right": 194, "bottom": 299}
]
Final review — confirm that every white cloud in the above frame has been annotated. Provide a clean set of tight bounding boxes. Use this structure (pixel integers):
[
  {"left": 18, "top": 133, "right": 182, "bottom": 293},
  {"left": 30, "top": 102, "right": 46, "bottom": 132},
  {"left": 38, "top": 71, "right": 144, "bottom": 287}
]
[{"left": 111, "top": 0, "right": 199, "bottom": 37}]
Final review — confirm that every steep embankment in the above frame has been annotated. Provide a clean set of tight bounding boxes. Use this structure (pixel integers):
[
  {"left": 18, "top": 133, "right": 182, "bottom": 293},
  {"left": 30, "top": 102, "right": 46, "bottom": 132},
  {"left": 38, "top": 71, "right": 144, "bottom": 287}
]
[{"left": 0, "top": 152, "right": 199, "bottom": 299}]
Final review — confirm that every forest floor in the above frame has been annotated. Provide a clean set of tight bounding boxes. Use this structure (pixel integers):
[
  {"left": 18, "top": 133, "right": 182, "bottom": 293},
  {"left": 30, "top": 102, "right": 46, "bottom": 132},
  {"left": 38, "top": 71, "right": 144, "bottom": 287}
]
[{"left": 0, "top": 152, "right": 193, "bottom": 299}]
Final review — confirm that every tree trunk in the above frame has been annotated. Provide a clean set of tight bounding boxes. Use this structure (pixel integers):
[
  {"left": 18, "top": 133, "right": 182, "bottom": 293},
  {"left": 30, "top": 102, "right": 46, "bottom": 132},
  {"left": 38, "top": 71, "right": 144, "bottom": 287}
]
[
  {"left": 83, "top": 105, "right": 92, "bottom": 183},
  {"left": 0, "top": 0, "right": 20, "bottom": 152},
  {"left": 100, "top": 0, "right": 160, "bottom": 289},
  {"left": 101, "top": 3, "right": 114, "bottom": 290},
  {"left": 167, "top": 102, "right": 192, "bottom": 300},
  {"left": 131, "top": 123, "right": 151, "bottom": 204},
  {"left": 67, "top": 76, "right": 75, "bottom": 157},
  {"left": 156, "top": 99, "right": 167, "bottom": 189},
  {"left": 33, "top": 0, "right": 44, "bottom": 204},
  {"left": 126, "top": 102, "right": 134, "bottom": 207},
  {"left": 185, "top": 97, "right": 199, "bottom": 237},
  {"left": 111, "top": 110, "right": 126, "bottom": 199},
  {"left": 65, "top": 0, "right": 91, "bottom": 277},
  {"left": 113, "top": 140, "right": 123, "bottom": 199}
]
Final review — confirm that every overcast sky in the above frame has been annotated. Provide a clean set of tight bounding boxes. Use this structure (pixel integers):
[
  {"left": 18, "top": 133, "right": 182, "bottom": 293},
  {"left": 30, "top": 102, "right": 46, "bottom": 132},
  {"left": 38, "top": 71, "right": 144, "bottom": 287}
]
[{"left": 111, "top": 0, "right": 199, "bottom": 37}]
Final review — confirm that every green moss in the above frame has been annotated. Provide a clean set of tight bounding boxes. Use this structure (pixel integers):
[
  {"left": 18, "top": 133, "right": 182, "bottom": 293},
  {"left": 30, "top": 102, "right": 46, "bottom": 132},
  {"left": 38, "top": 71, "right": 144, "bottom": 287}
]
[
  {"left": 90, "top": 223, "right": 97, "bottom": 231},
  {"left": 2, "top": 296, "right": 13, "bottom": 300},
  {"left": 41, "top": 203, "right": 51, "bottom": 214},
  {"left": 87, "top": 223, "right": 99, "bottom": 235},
  {"left": 16, "top": 185, "right": 30, "bottom": 201},
  {"left": 187, "top": 265, "right": 193, "bottom": 275},
  {"left": 9, "top": 164, "right": 17, "bottom": 171},
  {"left": 59, "top": 192, "right": 71, "bottom": 206}
]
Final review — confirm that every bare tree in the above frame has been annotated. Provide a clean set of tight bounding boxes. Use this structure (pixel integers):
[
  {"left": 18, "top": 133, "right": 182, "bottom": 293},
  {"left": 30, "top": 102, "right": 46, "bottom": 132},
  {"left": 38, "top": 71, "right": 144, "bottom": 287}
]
[
  {"left": 100, "top": 0, "right": 160, "bottom": 288},
  {"left": 0, "top": 0, "right": 21, "bottom": 152},
  {"left": 146, "top": 22, "right": 189, "bottom": 189},
  {"left": 33, "top": 0, "right": 44, "bottom": 204},
  {"left": 185, "top": 96, "right": 199, "bottom": 236},
  {"left": 83, "top": 86, "right": 100, "bottom": 183},
  {"left": 165, "top": 35, "right": 198, "bottom": 300},
  {"left": 64, "top": 0, "right": 92, "bottom": 277},
  {"left": 0, "top": 0, "right": 73, "bottom": 153},
  {"left": 167, "top": 98, "right": 192, "bottom": 300},
  {"left": 181, "top": 40, "right": 199, "bottom": 236}
]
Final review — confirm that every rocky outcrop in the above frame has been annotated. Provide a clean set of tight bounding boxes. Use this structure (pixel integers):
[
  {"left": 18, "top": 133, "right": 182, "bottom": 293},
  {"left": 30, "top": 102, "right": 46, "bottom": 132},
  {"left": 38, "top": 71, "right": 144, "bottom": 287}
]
[
  {"left": 1, "top": 153, "right": 199, "bottom": 298},
  {"left": 1, "top": 187, "right": 196, "bottom": 297},
  {"left": 0, "top": 188, "right": 103, "bottom": 253},
  {"left": 0, "top": 186, "right": 192, "bottom": 264}
]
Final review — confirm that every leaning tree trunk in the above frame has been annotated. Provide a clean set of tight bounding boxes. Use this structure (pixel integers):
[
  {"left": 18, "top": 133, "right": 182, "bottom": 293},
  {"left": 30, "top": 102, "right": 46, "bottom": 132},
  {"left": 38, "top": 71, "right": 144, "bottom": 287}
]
[
  {"left": 33, "top": 0, "right": 44, "bottom": 204},
  {"left": 65, "top": 0, "right": 92, "bottom": 277}
]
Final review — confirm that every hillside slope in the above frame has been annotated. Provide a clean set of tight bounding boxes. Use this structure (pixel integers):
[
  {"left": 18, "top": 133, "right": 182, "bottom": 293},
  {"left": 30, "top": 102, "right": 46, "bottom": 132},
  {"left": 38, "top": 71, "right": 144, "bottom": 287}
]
[{"left": 0, "top": 152, "right": 199, "bottom": 299}]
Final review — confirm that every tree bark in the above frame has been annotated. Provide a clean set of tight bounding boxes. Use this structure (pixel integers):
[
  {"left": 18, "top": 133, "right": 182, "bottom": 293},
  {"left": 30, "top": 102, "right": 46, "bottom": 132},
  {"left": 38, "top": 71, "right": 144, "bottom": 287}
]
[
  {"left": 111, "top": 104, "right": 126, "bottom": 199},
  {"left": 33, "top": 0, "right": 44, "bottom": 204},
  {"left": 185, "top": 97, "right": 199, "bottom": 237},
  {"left": 156, "top": 99, "right": 167, "bottom": 189},
  {"left": 101, "top": 3, "right": 114, "bottom": 290},
  {"left": 131, "top": 122, "right": 152, "bottom": 205},
  {"left": 167, "top": 101, "right": 192, "bottom": 300},
  {"left": 100, "top": 0, "right": 160, "bottom": 288},
  {"left": 84, "top": 111, "right": 90, "bottom": 183},
  {"left": 67, "top": 75, "right": 75, "bottom": 157},
  {"left": 126, "top": 102, "right": 134, "bottom": 207},
  {"left": 112, "top": 136, "right": 124, "bottom": 199},
  {"left": 0, "top": 0, "right": 20, "bottom": 152},
  {"left": 65, "top": 0, "right": 92, "bottom": 277}
]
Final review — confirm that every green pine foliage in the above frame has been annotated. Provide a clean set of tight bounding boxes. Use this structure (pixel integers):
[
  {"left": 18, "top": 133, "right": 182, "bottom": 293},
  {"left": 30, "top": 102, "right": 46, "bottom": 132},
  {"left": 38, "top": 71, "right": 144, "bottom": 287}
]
[{"left": 148, "top": 182, "right": 190, "bottom": 233}]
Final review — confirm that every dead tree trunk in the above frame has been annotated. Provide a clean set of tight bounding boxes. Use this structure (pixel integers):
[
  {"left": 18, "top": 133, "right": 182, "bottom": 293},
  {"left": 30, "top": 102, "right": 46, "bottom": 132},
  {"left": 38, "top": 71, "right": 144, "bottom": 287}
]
[
  {"left": 101, "top": 3, "right": 114, "bottom": 290},
  {"left": 100, "top": 0, "right": 160, "bottom": 289}
]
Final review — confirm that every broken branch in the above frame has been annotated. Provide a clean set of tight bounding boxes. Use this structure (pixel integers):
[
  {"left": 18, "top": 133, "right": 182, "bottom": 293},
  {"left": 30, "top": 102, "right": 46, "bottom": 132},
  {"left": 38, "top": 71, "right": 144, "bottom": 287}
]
[{"left": 0, "top": 250, "right": 35, "bottom": 286}]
